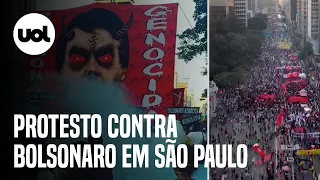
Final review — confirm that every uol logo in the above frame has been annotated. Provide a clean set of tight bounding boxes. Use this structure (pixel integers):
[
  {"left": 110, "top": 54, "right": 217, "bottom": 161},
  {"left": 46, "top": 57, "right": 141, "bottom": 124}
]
[
  {"left": 18, "top": 26, "right": 50, "bottom": 43},
  {"left": 13, "top": 13, "right": 55, "bottom": 55}
]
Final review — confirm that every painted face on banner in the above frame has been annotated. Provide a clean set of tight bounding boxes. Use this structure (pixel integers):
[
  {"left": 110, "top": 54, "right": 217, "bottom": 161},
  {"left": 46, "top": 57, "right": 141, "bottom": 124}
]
[
  {"left": 62, "top": 29, "right": 126, "bottom": 82},
  {"left": 56, "top": 8, "right": 133, "bottom": 84},
  {"left": 27, "top": 4, "right": 178, "bottom": 115}
]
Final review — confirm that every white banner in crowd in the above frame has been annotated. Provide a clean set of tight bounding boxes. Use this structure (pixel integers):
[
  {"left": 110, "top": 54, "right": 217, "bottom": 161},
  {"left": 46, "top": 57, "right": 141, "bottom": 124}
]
[
  {"left": 293, "top": 132, "right": 320, "bottom": 138},
  {"left": 287, "top": 157, "right": 294, "bottom": 162},
  {"left": 281, "top": 144, "right": 300, "bottom": 150}
]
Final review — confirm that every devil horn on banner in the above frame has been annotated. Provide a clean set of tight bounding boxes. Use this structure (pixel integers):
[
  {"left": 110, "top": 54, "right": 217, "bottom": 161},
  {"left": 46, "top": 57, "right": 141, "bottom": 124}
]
[
  {"left": 116, "top": 11, "right": 133, "bottom": 38},
  {"left": 61, "top": 15, "right": 75, "bottom": 39}
]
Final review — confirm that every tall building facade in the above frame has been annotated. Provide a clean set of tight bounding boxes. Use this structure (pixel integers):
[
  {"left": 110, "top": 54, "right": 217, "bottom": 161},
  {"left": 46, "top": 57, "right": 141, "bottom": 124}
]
[
  {"left": 247, "top": 0, "right": 258, "bottom": 16},
  {"left": 291, "top": 0, "right": 297, "bottom": 23},
  {"left": 282, "top": 0, "right": 292, "bottom": 23},
  {"left": 234, "top": 0, "right": 248, "bottom": 25},
  {"left": 297, "top": 0, "right": 308, "bottom": 36},
  {"left": 210, "top": 0, "right": 235, "bottom": 20},
  {"left": 306, "top": 0, "right": 319, "bottom": 55}
]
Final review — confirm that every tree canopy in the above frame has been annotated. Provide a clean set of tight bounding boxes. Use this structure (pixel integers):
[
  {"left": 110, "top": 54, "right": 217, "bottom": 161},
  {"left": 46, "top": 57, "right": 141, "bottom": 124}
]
[
  {"left": 177, "top": 0, "right": 208, "bottom": 100},
  {"left": 177, "top": 0, "right": 207, "bottom": 62},
  {"left": 298, "top": 42, "right": 314, "bottom": 60},
  {"left": 291, "top": 32, "right": 314, "bottom": 60},
  {"left": 248, "top": 13, "right": 268, "bottom": 30},
  {"left": 210, "top": 13, "right": 268, "bottom": 88}
]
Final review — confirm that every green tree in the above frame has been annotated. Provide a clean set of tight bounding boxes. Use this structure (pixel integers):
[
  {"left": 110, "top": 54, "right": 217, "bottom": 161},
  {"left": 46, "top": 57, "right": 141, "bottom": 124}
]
[
  {"left": 245, "top": 34, "right": 263, "bottom": 56},
  {"left": 304, "top": 42, "right": 314, "bottom": 56},
  {"left": 227, "top": 14, "right": 248, "bottom": 34},
  {"left": 248, "top": 29, "right": 265, "bottom": 41},
  {"left": 177, "top": 0, "right": 207, "bottom": 62},
  {"left": 209, "top": 10, "right": 265, "bottom": 84},
  {"left": 298, "top": 42, "right": 314, "bottom": 60},
  {"left": 248, "top": 13, "right": 268, "bottom": 30},
  {"left": 177, "top": 0, "right": 207, "bottom": 100},
  {"left": 200, "top": 89, "right": 207, "bottom": 100},
  {"left": 291, "top": 32, "right": 302, "bottom": 48},
  {"left": 213, "top": 69, "right": 247, "bottom": 88}
]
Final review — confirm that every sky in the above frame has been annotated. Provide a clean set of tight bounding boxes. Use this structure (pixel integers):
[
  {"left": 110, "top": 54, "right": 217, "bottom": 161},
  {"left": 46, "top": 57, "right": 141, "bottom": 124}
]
[{"left": 135, "top": 0, "right": 208, "bottom": 107}]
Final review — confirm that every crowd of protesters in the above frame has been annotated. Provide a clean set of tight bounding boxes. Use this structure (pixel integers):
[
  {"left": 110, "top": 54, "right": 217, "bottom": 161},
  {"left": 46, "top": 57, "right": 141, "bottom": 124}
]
[{"left": 210, "top": 5, "right": 319, "bottom": 180}]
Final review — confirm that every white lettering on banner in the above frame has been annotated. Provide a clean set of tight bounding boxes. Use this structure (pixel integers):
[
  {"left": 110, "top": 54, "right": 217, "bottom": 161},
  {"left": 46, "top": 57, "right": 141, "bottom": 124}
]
[
  {"left": 143, "top": 48, "right": 164, "bottom": 61},
  {"left": 142, "top": 63, "right": 163, "bottom": 76},
  {"left": 145, "top": 33, "right": 165, "bottom": 47},
  {"left": 142, "top": 6, "right": 171, "bottom": 114},
  {"left": 166, "top": 107, "right": 199, "bottom": 114},
  {"left": 181, "top": 114, "right": 201, "bottom": 125},
  {"left": 293, "top": 132, "right": 320, "bottom": 138},
  {"left": 144, "top": 6, "right": 172, "bottom": 17}
]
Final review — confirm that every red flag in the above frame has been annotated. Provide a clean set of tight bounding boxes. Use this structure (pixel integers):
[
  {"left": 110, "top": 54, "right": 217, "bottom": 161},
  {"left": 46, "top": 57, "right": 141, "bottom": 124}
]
[{"left": 275, "top": 111, "right": 284, "bottom": 127}]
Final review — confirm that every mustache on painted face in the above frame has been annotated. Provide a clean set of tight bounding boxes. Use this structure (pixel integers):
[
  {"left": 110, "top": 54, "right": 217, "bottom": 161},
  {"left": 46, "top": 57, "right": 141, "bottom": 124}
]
[{"left": 86, "top": 71, "right": 101, "bottom": 80}]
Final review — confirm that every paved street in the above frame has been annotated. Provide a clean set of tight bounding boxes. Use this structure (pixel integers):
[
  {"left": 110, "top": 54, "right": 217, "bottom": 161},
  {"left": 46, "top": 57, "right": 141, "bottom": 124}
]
[{"left": 210, "top": 96, "right": 276, "bottom": 180}]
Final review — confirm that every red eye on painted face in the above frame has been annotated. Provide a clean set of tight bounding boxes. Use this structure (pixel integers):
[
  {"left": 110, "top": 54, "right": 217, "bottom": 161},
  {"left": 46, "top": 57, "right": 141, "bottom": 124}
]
[
  {"left": 97, "top": 54, "right": 113, "bottom": 63},
  {"left": 70, "top": 54, "right": 86, "bottom": 65}
]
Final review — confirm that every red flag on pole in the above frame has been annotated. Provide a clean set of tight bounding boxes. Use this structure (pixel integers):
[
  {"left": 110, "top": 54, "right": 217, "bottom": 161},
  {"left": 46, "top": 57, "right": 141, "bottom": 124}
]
[{"left": 275, "top": 111, "right": 284, "bottom": 127}]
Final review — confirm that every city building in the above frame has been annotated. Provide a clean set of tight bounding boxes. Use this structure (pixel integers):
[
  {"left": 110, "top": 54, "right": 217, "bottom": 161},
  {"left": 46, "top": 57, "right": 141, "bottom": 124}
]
[
  {"left": 306, "top": 0, "right": 319, "bottom": 55},
  {"left": 247, "top": 0, "right": 258, "bottom": 16},
  {"left": 297, "top": 0, "right": 308, "bottom": 36},
  {"left": 247, "top": 9, "right": 253, "bottom": 18},
  {"left": 209, "top": 0, "right": 234, "bottom": 20},
  {"left": 234, "top": 0, "right": 248, "bottom": 25},
  {"left": 291, "top": 0, "right": 298, "bottom": 25},
  {"left": 283, "top": 0, "right": 292, "bottom": 24}
]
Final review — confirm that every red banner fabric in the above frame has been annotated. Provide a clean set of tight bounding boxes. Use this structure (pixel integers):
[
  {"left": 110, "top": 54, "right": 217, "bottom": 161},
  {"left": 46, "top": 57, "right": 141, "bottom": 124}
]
[
  {"left": 275, "top": 111, "right": 284, "bottom": 127},
  {"left": 288, "top": 96, "right": 308, "bottom": 103},
  {"left": 286, "top": 79, "right": 307, "bottom": 85},
  {"left": 294, "top": 127, "right": 305, "bottom": 133},
  {"left": 256, "top": 94, "right": 276, "bottom": 102},
  {"left": 24, "top": 3, "right": 178, "bottom": 115},
  {"left": 173, "top": 88, "right": 185, "bottom": 107}
]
